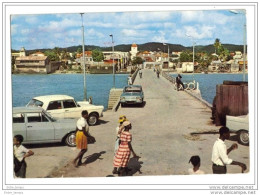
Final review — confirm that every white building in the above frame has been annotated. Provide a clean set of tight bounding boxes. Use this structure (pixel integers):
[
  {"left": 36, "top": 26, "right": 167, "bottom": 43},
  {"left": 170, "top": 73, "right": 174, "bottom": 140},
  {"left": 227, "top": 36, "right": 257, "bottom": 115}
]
[
  {"left": 130, "top": 43, "right": 138, "bottom": 60},
  {"left": 233, "top": 51, "right": 243, "bottom": 60},
  {"left": 182, "top": 62, "right": 194, "bottom": 73}
]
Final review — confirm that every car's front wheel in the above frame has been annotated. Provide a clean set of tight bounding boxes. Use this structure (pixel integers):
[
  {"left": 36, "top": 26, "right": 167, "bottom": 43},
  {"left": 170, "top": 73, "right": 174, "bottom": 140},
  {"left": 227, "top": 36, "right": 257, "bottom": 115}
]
[
  {"left": 65, "top": 132, "right": 76, "bottom": 147},
  {"left": 88, "top": 113, "right": 98, "bottom": 126},
  {"left": 238, "top": 130, "right": 249, "bottom": 146}
]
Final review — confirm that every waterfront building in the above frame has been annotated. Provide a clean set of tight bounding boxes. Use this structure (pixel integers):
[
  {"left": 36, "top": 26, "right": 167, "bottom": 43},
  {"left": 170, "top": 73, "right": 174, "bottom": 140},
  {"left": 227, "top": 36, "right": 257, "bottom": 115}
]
[
  {"left": 137, "top": 51, "right": 155, "bottom": 63},
  {"left": 15, "top": 55, "right": 52, "bottom": 74},
  {"left": 208, "top": 60, "right": 222, "bottom": 72},
  {"left": 75, "top": 51, "right": 93, "bottom": 71},
  {"left": 233, "top": 51, "right": 243, "bottom": 60},
  {"left": 103, "top": 51, "right": 129, "bottom": 71},
  {"left": 181, "top": 62, "right": 194, "bottom": 73}
]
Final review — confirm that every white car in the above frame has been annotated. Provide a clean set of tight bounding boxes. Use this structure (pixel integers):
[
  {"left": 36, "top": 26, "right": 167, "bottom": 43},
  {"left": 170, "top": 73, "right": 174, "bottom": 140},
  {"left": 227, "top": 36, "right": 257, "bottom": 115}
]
[
  {"left": 13, "top": 107, "right": 77, "bottom": 147},
  {"left": 27, "top": 95, "right": 104, "bottom": 126},
  {"left": 226, "top": 114, "right": 249, "bottom": 145}
]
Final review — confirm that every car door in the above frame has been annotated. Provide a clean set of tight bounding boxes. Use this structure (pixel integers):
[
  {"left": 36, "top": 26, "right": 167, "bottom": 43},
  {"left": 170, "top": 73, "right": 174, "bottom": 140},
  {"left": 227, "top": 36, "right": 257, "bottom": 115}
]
[
  {"left": 13, "top": 113, "right": 27, "bottom": 142},
  {"left": 46, "top": 100, "right": 65, "bottom": 119},
  {"left": 63, "top": 99, "right": 81, "bottom": 118},
  {"left": 26, "top": 112, "right": 55, "bottom": 142}
]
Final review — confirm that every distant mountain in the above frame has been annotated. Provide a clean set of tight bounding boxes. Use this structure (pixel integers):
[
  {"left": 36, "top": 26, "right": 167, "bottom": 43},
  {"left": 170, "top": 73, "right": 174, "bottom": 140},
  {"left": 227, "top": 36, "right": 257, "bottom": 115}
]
[{"left": 21, "top": 42, "right": 245, "bottom": 54}]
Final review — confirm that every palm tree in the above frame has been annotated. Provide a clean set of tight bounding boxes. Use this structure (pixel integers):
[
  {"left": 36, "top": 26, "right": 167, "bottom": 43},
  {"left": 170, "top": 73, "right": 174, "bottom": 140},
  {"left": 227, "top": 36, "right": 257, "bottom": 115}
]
[
  {"left": 53, "top": 47, "right": 61, "bottom": 61},
  {"left": 213, "top": 38, "right": 221, "bottom": 55}
]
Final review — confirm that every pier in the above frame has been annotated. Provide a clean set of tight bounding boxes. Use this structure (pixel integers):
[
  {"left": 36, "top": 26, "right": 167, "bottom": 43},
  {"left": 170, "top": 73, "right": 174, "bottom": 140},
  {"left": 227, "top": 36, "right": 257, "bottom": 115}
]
[{"left": 25, "top": 69, "right": 249, "bottom": 178}]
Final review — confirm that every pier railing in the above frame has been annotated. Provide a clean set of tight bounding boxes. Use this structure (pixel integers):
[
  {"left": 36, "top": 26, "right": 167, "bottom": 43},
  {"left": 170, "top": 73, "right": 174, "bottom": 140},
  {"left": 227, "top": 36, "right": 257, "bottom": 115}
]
[
  {"left": 162, "top": 71, "right": 176, "bottom": 84},
  {"left": 162, "top": 71, "right": 212, "bottom": 109}
]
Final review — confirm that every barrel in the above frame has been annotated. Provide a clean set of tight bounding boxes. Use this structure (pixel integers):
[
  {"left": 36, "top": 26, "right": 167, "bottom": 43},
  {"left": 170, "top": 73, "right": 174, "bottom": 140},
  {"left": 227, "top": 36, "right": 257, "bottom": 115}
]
[{"left": 214, "top": 81, "right": 248, "bottom": 126}]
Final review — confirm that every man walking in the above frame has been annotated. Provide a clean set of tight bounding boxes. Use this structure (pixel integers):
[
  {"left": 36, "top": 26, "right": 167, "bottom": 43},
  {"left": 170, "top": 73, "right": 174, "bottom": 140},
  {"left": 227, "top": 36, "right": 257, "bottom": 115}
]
[{"left": 211, "top": 127, "right": 247, "bottom": 174}]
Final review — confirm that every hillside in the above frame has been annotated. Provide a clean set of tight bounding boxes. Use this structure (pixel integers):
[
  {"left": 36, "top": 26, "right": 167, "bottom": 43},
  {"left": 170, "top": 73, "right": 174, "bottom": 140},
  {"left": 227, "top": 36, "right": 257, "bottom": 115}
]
[{"left": 17, "top": 42, "right": 245, "bottom": 54}]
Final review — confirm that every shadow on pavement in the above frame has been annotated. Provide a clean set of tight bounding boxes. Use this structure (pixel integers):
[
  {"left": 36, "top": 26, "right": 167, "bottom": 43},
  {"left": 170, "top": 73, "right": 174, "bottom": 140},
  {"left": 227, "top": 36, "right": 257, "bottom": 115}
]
[
  {"left": 24, "top": 142, "right": 65, "bottom": 149},
  {"left": 83, "top": 151, "right": 106, "bottom": 165},
  {"left": 98, "top": 119, "right": 110, "bottom": 125},
  {"left": 125, "top": 156, "right": 143, "bottom": 176},
  {"left": 121, "top": 101, "right": 146, "bottom": 108}
]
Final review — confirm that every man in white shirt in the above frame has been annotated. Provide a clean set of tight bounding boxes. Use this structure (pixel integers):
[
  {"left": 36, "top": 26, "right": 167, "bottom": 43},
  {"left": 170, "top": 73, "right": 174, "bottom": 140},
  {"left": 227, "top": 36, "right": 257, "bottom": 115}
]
[{"left": 211, "top": 127, "right": 247, "bottom": 174}]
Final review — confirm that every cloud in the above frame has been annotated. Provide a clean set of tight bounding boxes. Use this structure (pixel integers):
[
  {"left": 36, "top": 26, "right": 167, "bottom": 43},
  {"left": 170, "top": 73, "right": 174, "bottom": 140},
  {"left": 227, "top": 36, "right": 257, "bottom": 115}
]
[
  {"left": 121, "top": 29, "right": 152, "bottom": 38},
  {"left": 25, "top": 16, "right": 38, "bottom": 24},
  {"left": 135, "top": 11, "right": 172, "bottom": 22},
  {"left": 121, "top": 29, "right": 139, "bottom": 37},
  {"left": 68, "top": 29, "right": 82, "bottom": 37},
  {"left": 86, "top": 22, "right": 113, "bottom": 28},
  {"left": 21, "top": 29, "right": 31, "bottom": 35},
  {"left": 86, "top": 29, "right": 104, "bottom": 38},
  {"left": 180, "top": 11, "right": 230, "bottom": 25},
  {"left": 11, "top": 24, "right": 19, "bottom": 35},
  {"left": 172, "top": 25, "right": 215, "bottom": 40},
  {"left": 181, "top": 11, "right": 205, "bottom": 22},
  {"left": 152, "top": 31, "right": 167, "bottom": 43}
]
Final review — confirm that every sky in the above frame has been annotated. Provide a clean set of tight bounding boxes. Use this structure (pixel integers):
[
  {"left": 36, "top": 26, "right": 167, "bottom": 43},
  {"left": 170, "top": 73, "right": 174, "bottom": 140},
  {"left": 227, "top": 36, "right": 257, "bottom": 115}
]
[{"left": 10, "top": 10, "right": 247, "bottom": 50}]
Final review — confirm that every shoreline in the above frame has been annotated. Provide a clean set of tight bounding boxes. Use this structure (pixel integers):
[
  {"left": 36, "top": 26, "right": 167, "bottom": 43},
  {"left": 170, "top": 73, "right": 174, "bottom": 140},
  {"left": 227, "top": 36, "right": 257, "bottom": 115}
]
[{"left": 12, "top": 71, "right": 248, "bottom": 75}]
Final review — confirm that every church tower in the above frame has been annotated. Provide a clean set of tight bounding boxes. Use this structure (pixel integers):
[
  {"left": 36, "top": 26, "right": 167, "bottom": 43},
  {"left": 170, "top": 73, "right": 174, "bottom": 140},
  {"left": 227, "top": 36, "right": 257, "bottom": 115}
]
[
  {"left": 130, "top": 43, "right": 138, "bottom": 60},
  {"left": 20, "top": 47, "right": 26, "bottom": 57}
]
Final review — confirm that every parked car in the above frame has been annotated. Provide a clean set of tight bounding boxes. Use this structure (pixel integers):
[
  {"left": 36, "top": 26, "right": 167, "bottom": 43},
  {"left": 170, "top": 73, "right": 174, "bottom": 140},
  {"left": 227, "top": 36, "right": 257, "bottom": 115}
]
[
  {"left": 120, "top": 85, "right": 144, "bottom": 107},
  {"left": 26, "top": 95, "right": 104, "bottom": 126},
  {"left": 13, "top": 107, "right": 77, "bottom": 147},
  {"left": 226, "top": 114, "right": 249, "bottom": 145}
]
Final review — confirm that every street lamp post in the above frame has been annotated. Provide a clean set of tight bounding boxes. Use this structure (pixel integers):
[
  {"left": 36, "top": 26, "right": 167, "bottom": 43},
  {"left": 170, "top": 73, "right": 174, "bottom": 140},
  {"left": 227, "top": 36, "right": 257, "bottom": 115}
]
[
  {"left": 186, "top": 34, "right": 195, "bottom": 81},
  {"left": 80, "top": 13, "right": 87, "bottom": 101},
  {"left": 163, "top": 43, "right": 170, "bottom": 72},
  {"left": 110, "top": 34, "right": 115, "bottom": 88},
  {"left": 229, "top": 10, "right": 247, "bottom": 81}
]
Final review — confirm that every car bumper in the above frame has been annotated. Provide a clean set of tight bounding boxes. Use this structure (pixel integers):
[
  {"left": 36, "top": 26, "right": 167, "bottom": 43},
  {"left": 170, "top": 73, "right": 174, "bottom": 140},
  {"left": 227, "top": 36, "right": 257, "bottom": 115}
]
[{"left": 120, "top": 100, "right": 143, "bottom": 104}]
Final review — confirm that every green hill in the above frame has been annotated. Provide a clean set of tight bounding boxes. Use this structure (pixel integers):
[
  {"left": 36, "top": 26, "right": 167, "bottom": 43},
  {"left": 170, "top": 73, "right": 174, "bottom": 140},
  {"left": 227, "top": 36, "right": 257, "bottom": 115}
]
[{"left": 23, "top": 42, "right": 245, "bottom": 54}]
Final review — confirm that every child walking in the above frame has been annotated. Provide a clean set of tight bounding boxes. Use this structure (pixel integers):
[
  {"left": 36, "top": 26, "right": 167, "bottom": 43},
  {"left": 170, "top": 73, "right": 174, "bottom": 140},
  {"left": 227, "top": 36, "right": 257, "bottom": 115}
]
[
  {"left": 13, "top": 134, "right": 34, "bottom": 178},
  {"left": 188, "top": 155, "right": 205, "bottom": 175}
]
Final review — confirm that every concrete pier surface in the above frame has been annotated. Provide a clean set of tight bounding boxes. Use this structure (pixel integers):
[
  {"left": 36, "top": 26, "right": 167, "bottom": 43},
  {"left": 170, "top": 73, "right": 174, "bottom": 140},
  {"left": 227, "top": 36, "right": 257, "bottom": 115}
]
[{"left": 25, "top": 69, "right": 249, "bottom": 178}]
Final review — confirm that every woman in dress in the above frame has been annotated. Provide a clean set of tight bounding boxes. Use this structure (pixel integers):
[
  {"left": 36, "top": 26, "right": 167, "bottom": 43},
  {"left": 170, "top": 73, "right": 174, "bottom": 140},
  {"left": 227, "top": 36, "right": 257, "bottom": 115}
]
[
  {"left": 73, "top": 110, "right": 89, "bottom": 167},
  {"left": 112, "top": 121, "right": 138, "bottom": 176}
]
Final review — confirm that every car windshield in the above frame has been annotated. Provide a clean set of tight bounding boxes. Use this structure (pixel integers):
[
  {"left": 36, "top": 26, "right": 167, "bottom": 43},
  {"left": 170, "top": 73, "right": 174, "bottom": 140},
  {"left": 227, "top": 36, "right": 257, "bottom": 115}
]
[
  {"left": 125, "top": 87, "right": 141, "bottom": 93},
  {"left": 43, "top": 111, "right": 55, "bottom": 122},
  {"left": 27, "top": 99, "right": 43, "bottom": 107}
]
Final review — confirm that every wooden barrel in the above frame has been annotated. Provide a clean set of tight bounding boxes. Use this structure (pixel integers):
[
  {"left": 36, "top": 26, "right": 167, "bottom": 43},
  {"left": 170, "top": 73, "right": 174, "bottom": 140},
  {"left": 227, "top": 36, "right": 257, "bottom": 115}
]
[{"left": 214, "top": 80, "right": 248, "bottom": 126}]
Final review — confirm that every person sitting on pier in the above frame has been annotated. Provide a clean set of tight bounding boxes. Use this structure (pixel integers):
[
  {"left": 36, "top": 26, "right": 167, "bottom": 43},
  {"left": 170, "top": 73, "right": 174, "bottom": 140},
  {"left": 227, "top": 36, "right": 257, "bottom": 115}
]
[
  {"left": 211, "top": 126, "right": 247, "bottom": 174},
  {"left": 188, "top": 155, "right": 205, "bottom": 175},
  {"left": 176, "top": 74, "right": 184, "bottom": 91}
]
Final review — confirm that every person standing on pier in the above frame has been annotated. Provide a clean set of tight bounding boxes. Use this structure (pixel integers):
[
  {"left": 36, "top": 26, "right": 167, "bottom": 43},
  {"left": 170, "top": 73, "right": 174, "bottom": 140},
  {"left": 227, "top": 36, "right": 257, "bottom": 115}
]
[
  {"left": 156, "top": 69, "right": 160, "bottom": 78},
  {"left": 176, "top": 74, "right": 184, "bottom": 91},
  {"left": 112, "top": 121, "right": 139, "bottom": 176},
  {"left": 73, "top": 110, "right": 90, "bottom": 167},
  {"left": 114, "top": 115, "right": 127, "bottom": 155},
  {"left": 211, "top": 127, "right": 247, "bottom": 174},
  {"left": 139, "top": 70, "right": 142, "bottom": 78}
]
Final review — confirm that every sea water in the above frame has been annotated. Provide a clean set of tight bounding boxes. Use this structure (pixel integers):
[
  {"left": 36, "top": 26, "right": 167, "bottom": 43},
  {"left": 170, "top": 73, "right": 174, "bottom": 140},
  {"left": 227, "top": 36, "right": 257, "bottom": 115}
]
[
  {"left": 12, "top": 73, "right": 248, "bottom": 110},
  {"left": 12, "top": 74, "right": 129, "bottom": 110}
]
